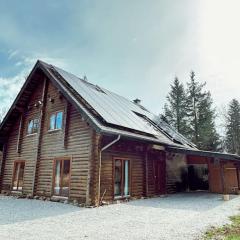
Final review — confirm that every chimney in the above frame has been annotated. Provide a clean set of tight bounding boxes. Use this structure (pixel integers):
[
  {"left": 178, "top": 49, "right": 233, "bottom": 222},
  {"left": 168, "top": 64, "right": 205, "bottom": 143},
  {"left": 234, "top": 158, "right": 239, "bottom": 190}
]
[{"left": 133, "top": 98, "right": 141, "bottom": 104}]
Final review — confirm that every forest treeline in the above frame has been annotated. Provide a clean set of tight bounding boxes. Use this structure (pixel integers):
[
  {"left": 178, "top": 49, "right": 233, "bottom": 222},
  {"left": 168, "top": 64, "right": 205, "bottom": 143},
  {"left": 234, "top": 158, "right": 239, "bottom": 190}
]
[{"left": 161, "top": 71, "right": 240, "bottom": 154}]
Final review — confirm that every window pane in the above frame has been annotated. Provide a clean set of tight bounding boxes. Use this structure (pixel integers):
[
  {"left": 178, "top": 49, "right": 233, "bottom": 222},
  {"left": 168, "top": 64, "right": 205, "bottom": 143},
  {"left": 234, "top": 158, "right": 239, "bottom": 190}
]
[
  {"left": 28, "top": 120, "right": 33, "bottom": 134},
  {"left": 50, "top": 114, "right": 56, "bottom": 130},
  {"left": 124, "top": 160, "right": 130, "bottom": 196},
  {"left": 33, "top": 119, "right": 39, "bottom": 133},
  {"left": 12, "top": 164, "right": 19, "bottom": 190},
  {"left": 61, "top": 160, "right": 70, "bottom": 197},
  {"left": 18, "top": 163, "right": 25, "bottom": 190},
  {"left": 56, "top": 112, "right": 63, "bottom": 129},
  {"left": 114, "top": 160, "right": 122, "bottom": 197},
  {"left": 54, "top": 160, "right": 61, "bottom": 195}
]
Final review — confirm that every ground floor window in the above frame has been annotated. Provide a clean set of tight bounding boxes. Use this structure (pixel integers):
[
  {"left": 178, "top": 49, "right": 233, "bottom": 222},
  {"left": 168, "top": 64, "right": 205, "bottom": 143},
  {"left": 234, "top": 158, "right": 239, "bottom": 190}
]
[
  {"left": 53, "top": 158, "right": 71, "bottom": 197},
  {"left": 114, "top": 159, "right": 130, "bottom": 198},
  {"left": 12, "top": 161, "right": 25, "bottom": 191}
]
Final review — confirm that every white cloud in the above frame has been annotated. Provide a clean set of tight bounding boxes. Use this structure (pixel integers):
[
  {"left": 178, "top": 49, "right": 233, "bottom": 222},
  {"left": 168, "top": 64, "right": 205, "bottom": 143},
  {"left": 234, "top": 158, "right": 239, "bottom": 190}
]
[
  {"left": 0, "top": 68, "right": 28, "bottom": 109},
  {"left": 0, "top": 53, "right": 67, "bottom": 117},
  {"left": 8, "top": 49, "right": 19, "bottom": 60}
]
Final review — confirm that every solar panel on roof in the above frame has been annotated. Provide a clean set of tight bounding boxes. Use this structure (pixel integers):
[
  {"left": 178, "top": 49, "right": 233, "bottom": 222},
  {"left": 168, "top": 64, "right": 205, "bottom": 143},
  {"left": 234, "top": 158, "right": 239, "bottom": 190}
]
[{"left": 47, "top": 64, "right": 195, "bottom": 148}]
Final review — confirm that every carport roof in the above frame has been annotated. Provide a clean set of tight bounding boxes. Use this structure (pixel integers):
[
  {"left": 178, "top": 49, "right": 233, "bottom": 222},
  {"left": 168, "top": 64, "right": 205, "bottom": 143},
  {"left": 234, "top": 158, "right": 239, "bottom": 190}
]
[{"left": 167, "top": 146, "right": 240, "bottom": 162}]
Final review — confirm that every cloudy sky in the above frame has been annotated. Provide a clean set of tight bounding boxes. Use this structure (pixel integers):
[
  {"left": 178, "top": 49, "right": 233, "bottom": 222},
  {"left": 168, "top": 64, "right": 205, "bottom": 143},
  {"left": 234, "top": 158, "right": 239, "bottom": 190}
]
[{"left": 0, "top": 0, "right": 240, "bottom": 118}]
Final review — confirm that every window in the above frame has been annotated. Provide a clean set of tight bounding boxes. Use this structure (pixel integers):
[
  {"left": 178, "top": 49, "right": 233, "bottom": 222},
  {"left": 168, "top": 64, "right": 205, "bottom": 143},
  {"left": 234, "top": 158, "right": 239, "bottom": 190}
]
[
  {"left": 12, "top": 161, "right": 25, "bottom": 191},
  {"left": 27, "top": 118, "right": 39, "bottom": 134},
  {"left": 49, "top": 111, "right": 63, "bottom": 130},
  {"left": 114, "top": 159, "right": 130, "bottom": 198},
  {"left": 53, "top": 158, "right": 71, "bottom": 197}
]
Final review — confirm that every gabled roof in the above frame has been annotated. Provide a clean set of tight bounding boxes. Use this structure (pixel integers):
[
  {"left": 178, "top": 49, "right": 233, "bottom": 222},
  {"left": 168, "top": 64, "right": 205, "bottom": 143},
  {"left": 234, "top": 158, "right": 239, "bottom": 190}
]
[
  {"left": 1, "top": 60, "right": 240, "bottom": 162},
  {"left": 0, "top": 60, "right": 196, "bottom": 150},
  {"left": 47, "top": 63, "right": 196, "bottom": 148},
  {"left": 46, "top": 61, "right": 199, "bottom": 148}
]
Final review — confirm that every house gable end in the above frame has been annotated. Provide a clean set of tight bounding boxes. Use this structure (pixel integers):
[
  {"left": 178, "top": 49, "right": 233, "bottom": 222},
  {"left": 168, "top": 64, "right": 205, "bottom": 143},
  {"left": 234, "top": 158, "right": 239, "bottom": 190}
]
[{"left": 0, "top": 61, "right": 101, "bottom": 150}]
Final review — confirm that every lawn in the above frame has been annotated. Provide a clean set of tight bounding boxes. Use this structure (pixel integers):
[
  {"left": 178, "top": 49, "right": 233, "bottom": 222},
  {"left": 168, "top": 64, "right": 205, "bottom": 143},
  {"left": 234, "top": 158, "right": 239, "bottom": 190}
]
[{"left": 205, "top": 215, "right": 240, "bottom": 240}]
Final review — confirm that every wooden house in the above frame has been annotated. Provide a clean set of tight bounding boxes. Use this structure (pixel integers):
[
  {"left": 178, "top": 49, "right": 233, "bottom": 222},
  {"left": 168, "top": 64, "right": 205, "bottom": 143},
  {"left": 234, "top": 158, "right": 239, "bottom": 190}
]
[{"left": 0, "top": 60, "right": 239, "bottom": 206}]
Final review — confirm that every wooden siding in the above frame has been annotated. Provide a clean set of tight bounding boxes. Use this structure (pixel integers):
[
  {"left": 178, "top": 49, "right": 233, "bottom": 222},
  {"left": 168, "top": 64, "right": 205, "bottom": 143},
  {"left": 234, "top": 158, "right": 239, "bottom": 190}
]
[
  {"left": 98, "top": 139, "right": 166, "bottom": 203},
  {"left": 147, "top": 151, "right": 166, "bottom": 196},
  {"left": 100, "top": 149, "right": 145, "bottom": 202},
  {"left": 209, "top": 161, "right": 239, "bottom": 194},
  {"left": 35, "top": 81, "right": 93, "bottom": 202},
  {"left": 2, "top": 82, "right": 43, "bottom": 194},
  {"left": 88, "top": 133, "right": 101, "bottom": 205},
  {"left": 0, "top": 151, "right": 2, "bottom": 173},
  {"left": 1, "top": 77, "right": 93, "bottom": 202}
]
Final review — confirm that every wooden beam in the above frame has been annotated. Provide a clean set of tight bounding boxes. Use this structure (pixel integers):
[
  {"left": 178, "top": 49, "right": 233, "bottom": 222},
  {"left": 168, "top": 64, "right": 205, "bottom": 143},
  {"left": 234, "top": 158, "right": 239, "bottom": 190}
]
[
  {"left": 220, "top": 162, "right": 227, "bottom": 194},
  {"left": 144, "top": 148, "right": 149, "bottom": 197},
  {"left": 63, "top": 102, "right": 71, "bottom": 148},
  {"left": 14, "top": 105, "right": 24, "bottom": 113},
  {"left": 92, "top": 133, "right": 101, "bottom": 206},
  {"left": 236, "top": 166, "right": 240, "bottom": 191},
  {"left": 31, "top": 77, "right": 48, "bottom": 196},
  {"left": 0, "top": 143, "right": 8, "bottom": 191},
  {"left": 16, "top": 114, "right": 23, "bottom": 154}
]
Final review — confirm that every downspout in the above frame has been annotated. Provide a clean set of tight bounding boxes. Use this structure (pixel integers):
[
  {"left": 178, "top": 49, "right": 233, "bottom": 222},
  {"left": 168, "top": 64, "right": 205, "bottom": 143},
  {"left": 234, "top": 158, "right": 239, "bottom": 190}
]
[{"left": 97, "top": 135, "right": 121, "bottom": 206}]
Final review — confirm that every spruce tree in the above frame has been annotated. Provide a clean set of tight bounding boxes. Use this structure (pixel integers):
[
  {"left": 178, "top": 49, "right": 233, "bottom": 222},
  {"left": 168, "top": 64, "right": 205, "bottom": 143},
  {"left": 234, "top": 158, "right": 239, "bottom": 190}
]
[
  {"left": 164, "top": 77, "right": 188, "bottom": 136},
  {"left": 225, "top": 99, "right": 240, "bottom": 154},
  {"left": 186, "top": 71, "right": 219, "bottom": 150}
]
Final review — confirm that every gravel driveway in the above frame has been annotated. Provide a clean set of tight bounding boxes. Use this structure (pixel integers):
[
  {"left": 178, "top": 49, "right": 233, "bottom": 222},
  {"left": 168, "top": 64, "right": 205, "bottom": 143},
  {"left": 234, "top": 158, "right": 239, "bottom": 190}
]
[{"left": 0, "top": 193, "right": 240, "bottom": 240}]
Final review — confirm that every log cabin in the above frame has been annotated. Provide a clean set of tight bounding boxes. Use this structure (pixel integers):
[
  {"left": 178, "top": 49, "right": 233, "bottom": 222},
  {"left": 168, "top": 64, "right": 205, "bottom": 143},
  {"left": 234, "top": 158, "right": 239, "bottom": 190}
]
[{"left": 0, "top": 60, "right": 240, "bottom": 206}]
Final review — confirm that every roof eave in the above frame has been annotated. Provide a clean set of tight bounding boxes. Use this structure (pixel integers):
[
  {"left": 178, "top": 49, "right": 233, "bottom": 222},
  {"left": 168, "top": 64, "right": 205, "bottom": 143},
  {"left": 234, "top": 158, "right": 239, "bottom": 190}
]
[{"left": 167, "top": 146, "right": 240, "bottom": 161}]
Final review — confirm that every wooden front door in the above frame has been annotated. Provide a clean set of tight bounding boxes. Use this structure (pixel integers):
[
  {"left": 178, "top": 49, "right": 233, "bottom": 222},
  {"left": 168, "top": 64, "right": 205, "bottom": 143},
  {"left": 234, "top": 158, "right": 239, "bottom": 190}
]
[{"left": 153, "top": 158, "right": 166, "bottom": 195}]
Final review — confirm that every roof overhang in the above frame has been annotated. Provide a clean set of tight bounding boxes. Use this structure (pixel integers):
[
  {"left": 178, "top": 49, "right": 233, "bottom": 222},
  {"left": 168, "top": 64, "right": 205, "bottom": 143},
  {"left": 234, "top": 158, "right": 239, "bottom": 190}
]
[{"left": 167, "top": 146, "right": 240, "bottom": 162}]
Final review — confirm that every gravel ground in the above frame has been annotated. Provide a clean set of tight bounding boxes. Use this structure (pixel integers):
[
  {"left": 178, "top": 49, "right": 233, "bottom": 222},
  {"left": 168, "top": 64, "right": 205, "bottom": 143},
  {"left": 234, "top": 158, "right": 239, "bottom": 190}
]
[{"left": 0, "top": 193, "right": 240, "bottom": 240}]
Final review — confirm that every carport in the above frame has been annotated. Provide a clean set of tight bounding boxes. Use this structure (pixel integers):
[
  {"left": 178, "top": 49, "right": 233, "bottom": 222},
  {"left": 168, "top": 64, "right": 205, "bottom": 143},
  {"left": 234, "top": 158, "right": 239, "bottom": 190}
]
[{"left": 166, "top": 146, "right": 240, "bottom": 195}]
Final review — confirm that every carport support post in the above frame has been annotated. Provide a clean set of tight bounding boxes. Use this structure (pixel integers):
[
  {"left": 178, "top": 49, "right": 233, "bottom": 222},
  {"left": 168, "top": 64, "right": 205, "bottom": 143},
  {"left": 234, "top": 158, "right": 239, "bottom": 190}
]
[
  {"left": 220, "top": 162, "right": 227, "bottom": 195},
  {"left": 144, "top": 147, "right": 149, "bottom": 197},
  {"left": 236, "top": 165, "right": 240, "bottom": 192}
]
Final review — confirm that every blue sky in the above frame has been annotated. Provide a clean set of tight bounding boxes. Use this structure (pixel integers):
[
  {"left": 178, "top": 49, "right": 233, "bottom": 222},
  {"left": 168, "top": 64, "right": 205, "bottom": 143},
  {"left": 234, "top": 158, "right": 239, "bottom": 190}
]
[{"left": 1, "top": 0, "right": 240, "bottom": 125}]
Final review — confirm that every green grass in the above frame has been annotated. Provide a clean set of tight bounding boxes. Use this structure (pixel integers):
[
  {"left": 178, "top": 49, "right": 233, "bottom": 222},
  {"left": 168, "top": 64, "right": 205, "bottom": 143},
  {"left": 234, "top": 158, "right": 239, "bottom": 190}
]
[{"left": 204, "top": 215, "right": 240, "bottom": 240}]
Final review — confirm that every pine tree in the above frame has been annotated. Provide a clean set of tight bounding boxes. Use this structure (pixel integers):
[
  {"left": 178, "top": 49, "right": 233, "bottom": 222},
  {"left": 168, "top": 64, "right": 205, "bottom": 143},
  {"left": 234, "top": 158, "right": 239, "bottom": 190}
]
[
  {"left": 164, "top": 77, "right": 188, "bottom": 136},
  {"left": 186, "top": 71, "right": 219, "bottom": 150},
  {"left": 225, "top": 99, "right": 240, "bottom": 154}
]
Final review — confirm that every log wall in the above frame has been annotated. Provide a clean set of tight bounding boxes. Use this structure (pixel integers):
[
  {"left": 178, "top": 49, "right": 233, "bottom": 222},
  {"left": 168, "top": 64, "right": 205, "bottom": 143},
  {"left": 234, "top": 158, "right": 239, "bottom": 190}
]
[
  {"left": 100, "top": 149, "right": 145, "bottom": 202},
  {"left": 1, "top": 78, "right": 93, "bottom": 202}
]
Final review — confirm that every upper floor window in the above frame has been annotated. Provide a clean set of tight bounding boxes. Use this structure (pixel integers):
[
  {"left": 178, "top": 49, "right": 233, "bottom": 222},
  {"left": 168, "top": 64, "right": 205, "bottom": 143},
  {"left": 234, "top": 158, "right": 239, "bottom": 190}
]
[
  {"left": 27, "top": 118, "right": 39, "bottom": 135},
  {"left": 49, "top": 111, "right": 63, "bottom": 130}
]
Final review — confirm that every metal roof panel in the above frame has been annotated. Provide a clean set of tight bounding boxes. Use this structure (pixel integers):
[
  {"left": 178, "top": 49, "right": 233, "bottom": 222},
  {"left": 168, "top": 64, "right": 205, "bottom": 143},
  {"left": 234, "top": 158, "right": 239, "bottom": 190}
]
[{"left": 52, "top": 65, "right": 191, "bottom": 147}]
